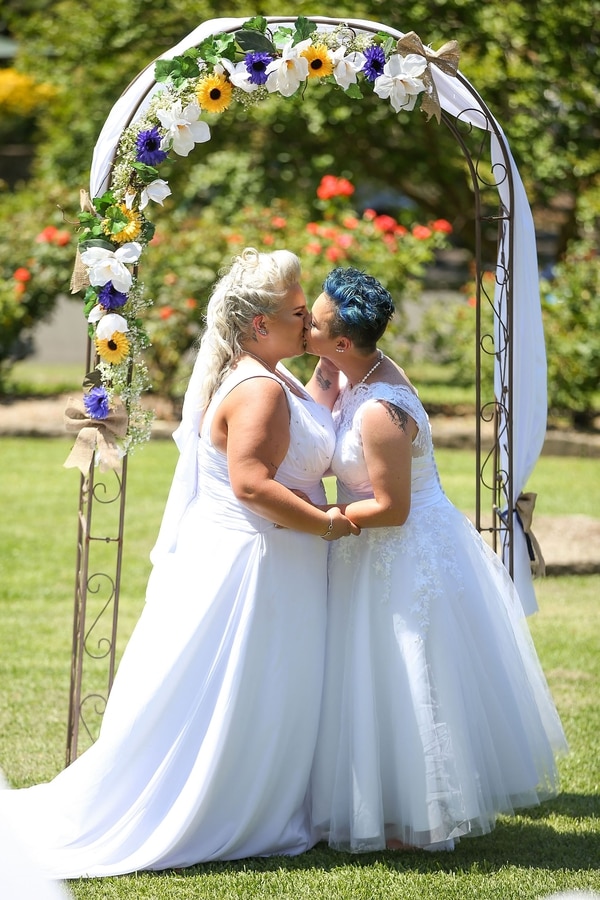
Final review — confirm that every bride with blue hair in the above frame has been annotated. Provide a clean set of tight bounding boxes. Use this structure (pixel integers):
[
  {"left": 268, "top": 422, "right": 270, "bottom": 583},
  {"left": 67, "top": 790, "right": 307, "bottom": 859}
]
[{"left": 306, "top": 265, "right": 568, "bottom": 853}]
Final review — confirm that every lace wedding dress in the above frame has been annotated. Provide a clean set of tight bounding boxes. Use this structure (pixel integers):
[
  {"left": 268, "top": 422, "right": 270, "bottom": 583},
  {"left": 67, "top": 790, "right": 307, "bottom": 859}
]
[
  {"left": 0, "top": 368, "right": 335, "bottom": 878},
  {"left": 310, "top": 382, "right": 568, "bottom": 852}
]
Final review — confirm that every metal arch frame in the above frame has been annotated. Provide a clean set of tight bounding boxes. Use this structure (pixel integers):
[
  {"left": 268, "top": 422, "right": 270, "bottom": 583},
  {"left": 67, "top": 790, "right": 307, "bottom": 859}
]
[
  {"left": 439, "top": 82, "right": 515, "bottom": 571},
  {"left": 66, "top": 16, "right": 516, "bottom": 764}
]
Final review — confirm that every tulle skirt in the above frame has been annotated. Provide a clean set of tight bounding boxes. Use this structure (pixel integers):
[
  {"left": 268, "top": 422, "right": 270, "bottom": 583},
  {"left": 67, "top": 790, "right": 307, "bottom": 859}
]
[
  {"left": 310, "top": 496, "right": 567, "bottom": 852},
  {"left": 0, "top": 502, "right": 328, "bottom": 879}
]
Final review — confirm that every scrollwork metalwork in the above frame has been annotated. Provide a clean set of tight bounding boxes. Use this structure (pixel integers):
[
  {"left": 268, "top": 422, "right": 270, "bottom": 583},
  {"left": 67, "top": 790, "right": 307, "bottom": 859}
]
[
  {"left": 79, "top": 693, "right": 108, "bottom": 744},
  {"left": 66, "top": 437, "right": 129, "bottom": 765},
  {"left": 90, "top": 471, "right": 123, "bottom": 505},
  {"left": 83, "top": 573, "right": 116, "bottom": 659}
]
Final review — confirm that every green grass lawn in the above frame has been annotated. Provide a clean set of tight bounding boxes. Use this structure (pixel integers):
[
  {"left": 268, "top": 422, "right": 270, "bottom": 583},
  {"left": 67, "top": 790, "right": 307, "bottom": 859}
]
[{"left": 0, "top": 437, "right": 599, "bottom": 899}]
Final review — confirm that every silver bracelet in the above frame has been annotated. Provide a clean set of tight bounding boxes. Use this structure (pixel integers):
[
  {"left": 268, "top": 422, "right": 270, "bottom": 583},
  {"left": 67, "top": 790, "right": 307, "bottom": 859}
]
[{"left": 320, "top": 513, "right": 334, "bottom": 538}]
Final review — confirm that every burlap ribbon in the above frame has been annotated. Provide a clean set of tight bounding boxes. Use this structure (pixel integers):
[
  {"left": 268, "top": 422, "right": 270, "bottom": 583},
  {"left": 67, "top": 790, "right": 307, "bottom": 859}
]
[
  {"left": 70, "top": 189, "right": 97, "bottom": 294},
  {"left": 516, "top": 491, "right": 546, "bottom": 578},
  {"left": 396, "top": 31, "right": 461, "bottom": 124},
  {"left": 63, "top": 397, "right": 129, "bottom": 474}
]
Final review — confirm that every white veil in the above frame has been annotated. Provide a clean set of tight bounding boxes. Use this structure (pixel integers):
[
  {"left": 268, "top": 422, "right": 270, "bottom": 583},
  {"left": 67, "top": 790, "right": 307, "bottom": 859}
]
[{"left": 149, "top": 348, "right": 206, "bottom": 565}]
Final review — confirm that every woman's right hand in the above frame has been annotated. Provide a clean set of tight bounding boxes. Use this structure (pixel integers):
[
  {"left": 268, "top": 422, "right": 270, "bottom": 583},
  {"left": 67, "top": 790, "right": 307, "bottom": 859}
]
[{"left": 320, "top": 506, "right": 361, "bottom": 541}]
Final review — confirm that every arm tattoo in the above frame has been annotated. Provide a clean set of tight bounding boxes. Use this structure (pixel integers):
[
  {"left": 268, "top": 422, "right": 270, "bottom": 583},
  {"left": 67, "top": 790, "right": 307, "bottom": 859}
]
[
  {"left": 316, "top": 366, "right": 332, "bottom": 391},
  {"left": 380, "top": 400, "right": 410, "bottom": 433}
]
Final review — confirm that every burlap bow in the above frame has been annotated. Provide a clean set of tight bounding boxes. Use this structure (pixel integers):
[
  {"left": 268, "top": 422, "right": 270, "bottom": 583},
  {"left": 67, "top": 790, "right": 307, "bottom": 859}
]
[
  {"left": 396, "top": 31, "right": 461, "bottom": 124},
  {"left": 516, "top": 491, "right": 546, "bottom": 578},
  {"left": 63, "top": 397, "right": 129, "bottom": 474},
  {"left": 70, "top": 189, "right": 96, "bottom": 294}
]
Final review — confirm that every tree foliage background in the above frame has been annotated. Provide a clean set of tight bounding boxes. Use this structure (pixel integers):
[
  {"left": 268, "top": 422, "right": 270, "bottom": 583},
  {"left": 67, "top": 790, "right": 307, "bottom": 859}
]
[{"left": 0, "top": 0, "right": 599, "bottom": 416}]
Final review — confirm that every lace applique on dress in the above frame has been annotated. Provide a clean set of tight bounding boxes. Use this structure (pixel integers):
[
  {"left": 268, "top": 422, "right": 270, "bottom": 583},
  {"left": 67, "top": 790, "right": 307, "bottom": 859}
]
[
  {"left": 334, "top": 382, "right": 431, "bottom": 456},
  {"left": 334, "top": 508, "right": 463, "bottom": 628},
  {"left": 331, "top": 382, "right": 463, "bottom": 630}
]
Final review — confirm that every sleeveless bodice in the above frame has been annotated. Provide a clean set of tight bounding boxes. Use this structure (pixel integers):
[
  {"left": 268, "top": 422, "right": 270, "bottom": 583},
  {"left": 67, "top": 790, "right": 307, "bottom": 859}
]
[
  {"left": 197, "top": 367, "right": 335, "bottom": 532},
  {"left": 331, "top": 382, "right": 445, "bottom": 512}
]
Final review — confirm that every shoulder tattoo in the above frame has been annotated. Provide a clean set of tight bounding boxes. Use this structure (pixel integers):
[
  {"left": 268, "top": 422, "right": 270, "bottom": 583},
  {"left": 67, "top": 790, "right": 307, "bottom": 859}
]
[{"left": 379, "top": 400, "right": 410, "bottom": 433}]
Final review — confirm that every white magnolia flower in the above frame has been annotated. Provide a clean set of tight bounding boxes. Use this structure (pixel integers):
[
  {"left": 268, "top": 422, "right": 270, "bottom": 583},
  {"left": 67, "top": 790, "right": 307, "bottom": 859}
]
[
  {"left": 87, "top": 304, "right": 104, "bottom": 324},
  {"left": 140, "top": 178, "right": 172, "bottom": 210},
  {"left": 95, "top": 313, "right": 129, "bottom": 340},
  {"left": 157, "top": 100, "right": 211, "bottom": 157},
  {"left": 265, "top": 39, "right": 311, "bottom": 97},
  {"left": 330, "top": 47, "right": 363, "bottom": 90},
  {"left": 80, "top": 242, "right": 143, "bottom": 293},
  {"left": 373, "top": 53, "right": 427, "bottom": 113},
  {"left": 220, "top": 57, "right": 258, "bottom": 92}
]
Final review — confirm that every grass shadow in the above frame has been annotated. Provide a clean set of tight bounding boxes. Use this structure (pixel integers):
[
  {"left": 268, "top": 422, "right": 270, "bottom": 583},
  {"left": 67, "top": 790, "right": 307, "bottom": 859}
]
[{"left": 135, "top": 810, "right": 599, "bottom": 882}]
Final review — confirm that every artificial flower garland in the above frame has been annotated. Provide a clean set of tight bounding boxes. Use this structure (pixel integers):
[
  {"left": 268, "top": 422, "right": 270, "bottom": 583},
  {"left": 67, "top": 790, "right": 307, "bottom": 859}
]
[{"left": 72, "top": 16, "right": 460, "bottom": 459}]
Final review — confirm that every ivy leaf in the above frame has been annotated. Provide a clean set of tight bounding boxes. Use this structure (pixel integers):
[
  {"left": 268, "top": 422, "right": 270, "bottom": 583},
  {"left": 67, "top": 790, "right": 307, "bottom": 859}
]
[
  {"left": 169, "top": 57, "right": 200, "bottom": 87},
  {"left": 104, "top": 205, "right": 130, "bottom": 234},
  {"left": 197, "top": 33, "right": 236, "bottom": 65},
  {"left": 345, "top": 83, "right": 363, "bottom": 99},
  {"left": 92, "top": 191, "right": 116, "bottom": 216},
  {"left": 77, "top": 211, "right": 100, "bottom": 230},
  {"left": 154, "top": 59, "right": 177, "bottom": 84},
  {"left": 83, "top": 294, "right": 99, "bottom": 319},
  {"left": 83, "top": 369, "right": 103, "bottom": 390},
  {"left": 292, "top": 16, "right": 317, "bottom": 45},
  {"left": 154, "top": 55, "right": 200, "bottom": 88},
  {"left": 78, "top": 238, "right": 116, "bottom": 253},
  {"left": 381, "top": 36, "right": 396, "bottom": 57},
  {"left": 140, "top": 220, "right": 156, "bottom": 244},
  {"left": 235, "top": 29, "right": 276, "bottom": 55},
  {"left": 131, "top": 162, "right": 160, "bottom": 183},
  {"left": 77, "top": 221, "right": 105, "bottom": 241},
  {"left": 241, "top": 16, "right": 268, "bottom": 34},
  {"left": 272, "top": 25, "right": 293, "bottom": 46}
]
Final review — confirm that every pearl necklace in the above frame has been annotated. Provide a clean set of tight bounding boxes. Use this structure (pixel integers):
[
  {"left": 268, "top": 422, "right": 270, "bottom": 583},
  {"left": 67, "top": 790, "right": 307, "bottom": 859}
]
[
  {"left": 353, "top": 351, "right": 384, "bottom": 387},
  {"left": 243, "top": 349, "right": 276, "bottom": 374}
]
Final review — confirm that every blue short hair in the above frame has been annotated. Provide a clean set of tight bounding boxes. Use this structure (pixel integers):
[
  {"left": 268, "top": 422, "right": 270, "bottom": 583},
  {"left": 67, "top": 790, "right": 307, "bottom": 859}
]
[{"left": 323, "top": 267, "right": 395, "bottom": 349}]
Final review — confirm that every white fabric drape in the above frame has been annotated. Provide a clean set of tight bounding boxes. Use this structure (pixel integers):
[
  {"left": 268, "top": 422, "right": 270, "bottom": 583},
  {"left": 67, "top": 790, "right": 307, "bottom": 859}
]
[
  {"left": 490, "top": 134, "right": 546, "bottom": 615},
  {"left": 89, "top": 16, "right": 545, "bottom": 613}
]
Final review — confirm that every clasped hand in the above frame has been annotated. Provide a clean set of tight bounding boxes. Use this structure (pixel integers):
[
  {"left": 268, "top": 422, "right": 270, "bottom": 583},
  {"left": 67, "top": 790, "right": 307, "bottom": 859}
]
[{"left": 322, "top": 506, "right": 361, "bottom": 541}]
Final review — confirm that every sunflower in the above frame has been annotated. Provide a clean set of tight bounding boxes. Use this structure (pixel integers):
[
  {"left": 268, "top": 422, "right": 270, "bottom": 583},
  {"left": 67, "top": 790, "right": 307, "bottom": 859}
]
[
  {"left": 301, "top": 44, "right": 333, "bottom": 79},
  {"left": 96, "top": 331, "right": 130, "bottom": 364},
  {"left": 103, "top": 204, "right": 142, "bottom": 244},
  {"left": 196, "top": 72, "right": 233, "bottom": 113}
]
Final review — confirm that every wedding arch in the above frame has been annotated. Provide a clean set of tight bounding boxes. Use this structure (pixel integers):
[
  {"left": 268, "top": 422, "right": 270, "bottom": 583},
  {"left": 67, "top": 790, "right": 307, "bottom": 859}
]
[{"left": 64, "top": 14, "right": 547, "bottom": 763}]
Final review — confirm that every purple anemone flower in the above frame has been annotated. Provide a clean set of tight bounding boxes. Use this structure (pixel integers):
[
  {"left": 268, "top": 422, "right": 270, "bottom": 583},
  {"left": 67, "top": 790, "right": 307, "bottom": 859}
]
[
  {"left": 135, "top": 127, "right": 168, "bottom": 166},
  {"left": 98, "top": 282, "right": 128, "bottom": 310},
  {"left": 84, "top": 386, "right": 110, "bottom": 420},
  {"left": 362, "top": 45, "right": 386, "bottom": 82},
  {"left": 245, "top": 51, "right": 273, "bottom": 85}
]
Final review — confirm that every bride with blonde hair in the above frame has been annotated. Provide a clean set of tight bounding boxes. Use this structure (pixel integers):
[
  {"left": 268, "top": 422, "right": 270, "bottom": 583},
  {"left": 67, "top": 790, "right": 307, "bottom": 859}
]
[{"left": 0, "top": 247, "right": 357, "bottom": 879}]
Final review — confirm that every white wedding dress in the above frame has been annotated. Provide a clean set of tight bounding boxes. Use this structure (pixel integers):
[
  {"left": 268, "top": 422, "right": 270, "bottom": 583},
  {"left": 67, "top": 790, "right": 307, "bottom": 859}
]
[
  {"left": 310, "top": 382, "right": 568, "bottom": 852},
  {"left": 0, "top": 367, "right": 335, "bottom": 878}
]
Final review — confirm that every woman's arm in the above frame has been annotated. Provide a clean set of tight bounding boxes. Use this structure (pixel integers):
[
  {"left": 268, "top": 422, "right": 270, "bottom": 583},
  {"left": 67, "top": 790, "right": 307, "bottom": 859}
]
[
  {"left": 343, "top": 400, "right": 417, "bottom": 529},
  {"left": 305, "top": 357, "right": 341, "bottom": 410},
  {"left": 221, "top": 377, "right": 358, "bottom": 540}
]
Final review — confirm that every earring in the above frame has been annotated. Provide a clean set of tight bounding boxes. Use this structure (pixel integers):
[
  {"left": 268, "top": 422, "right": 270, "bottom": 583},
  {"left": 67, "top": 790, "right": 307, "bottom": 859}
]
[
  {"left": 257, "top": 326, "right": 268, "bottom": 336},
  {"left": 335, "top": 347, "right": 344, "bottom": 353}
]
